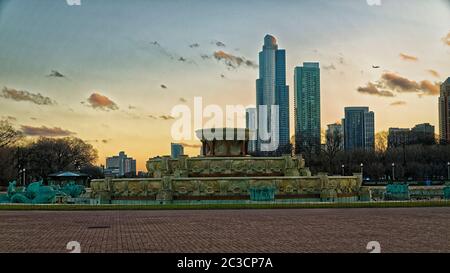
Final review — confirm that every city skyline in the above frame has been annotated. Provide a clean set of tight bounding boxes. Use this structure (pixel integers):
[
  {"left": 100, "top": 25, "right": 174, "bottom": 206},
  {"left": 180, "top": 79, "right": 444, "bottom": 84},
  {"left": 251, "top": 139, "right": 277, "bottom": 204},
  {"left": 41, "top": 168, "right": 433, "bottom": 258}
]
[{"left": 0, "top": 0, "right": 449, "bottom": 171}]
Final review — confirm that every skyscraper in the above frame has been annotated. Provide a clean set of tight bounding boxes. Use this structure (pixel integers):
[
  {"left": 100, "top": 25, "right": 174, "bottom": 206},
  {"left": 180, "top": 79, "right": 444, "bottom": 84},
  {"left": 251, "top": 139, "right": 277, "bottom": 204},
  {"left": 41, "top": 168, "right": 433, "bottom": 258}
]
[
  {"left": 245, "top": 108, "right": 257, "bottom": 154},
  {"left": 105, "top": 151, "right": 136, "bottom": 177},
  {"left": 342, "top": 107, "right": 375, "bottom": 151},
  {"left": 388, "top": 123, "right": 435, "bottom": 148},
  {"left": 325, "top": 123, "right": 344, "bottom": 150},
  {"left": 439, "top": 77, "right": 450, "bottom": 144},
  {"left": 171, "top": 143, "right": 184, "bottom": 159},
  {"left": 294, "top": 62, "right": 321, "bottom": 154},
  {"left": 256, "top": 35, "right": 290, "bottom": 156}
]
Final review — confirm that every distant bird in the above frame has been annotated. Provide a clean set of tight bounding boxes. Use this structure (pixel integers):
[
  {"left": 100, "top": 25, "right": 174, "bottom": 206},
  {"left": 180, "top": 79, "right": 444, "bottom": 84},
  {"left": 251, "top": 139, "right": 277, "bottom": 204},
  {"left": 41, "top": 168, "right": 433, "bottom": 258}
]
[
  {"left": 160, "top": 84, "right": 167, "bottom": 89},
  {"left": 372, "top": 65, "right": 380, "bottom": 69}
]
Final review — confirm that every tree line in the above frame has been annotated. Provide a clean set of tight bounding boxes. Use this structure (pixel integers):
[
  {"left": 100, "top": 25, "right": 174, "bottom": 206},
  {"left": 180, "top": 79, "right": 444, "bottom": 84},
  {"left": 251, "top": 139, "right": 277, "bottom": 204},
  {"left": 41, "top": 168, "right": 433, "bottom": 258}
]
[
  {"left": 306, "top": 129, "right": 450, "bottom": 181},
  {"left": 0, "top": 120, "right": 102, "bottom": 186}
]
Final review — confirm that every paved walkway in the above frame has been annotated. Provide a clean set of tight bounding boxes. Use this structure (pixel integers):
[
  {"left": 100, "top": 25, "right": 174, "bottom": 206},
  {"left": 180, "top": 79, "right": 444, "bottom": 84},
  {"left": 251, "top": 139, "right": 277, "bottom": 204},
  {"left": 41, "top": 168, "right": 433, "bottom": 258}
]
[{"left": 0, "top": 207, "right": 449, "bottom": 253}]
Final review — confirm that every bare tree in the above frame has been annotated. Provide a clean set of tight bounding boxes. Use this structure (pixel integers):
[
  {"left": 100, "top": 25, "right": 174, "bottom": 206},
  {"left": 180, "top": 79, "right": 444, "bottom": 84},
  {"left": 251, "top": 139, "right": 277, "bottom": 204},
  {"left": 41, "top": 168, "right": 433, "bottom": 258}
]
[
  {"left": 375, "top": 131, "right": 388, "bottom": 153},
  {"left": 322, "top": 128, "right": 343, "bottom": 174},
  {"left": 0, "top": 120, "right": 22, "bottom": 148}
]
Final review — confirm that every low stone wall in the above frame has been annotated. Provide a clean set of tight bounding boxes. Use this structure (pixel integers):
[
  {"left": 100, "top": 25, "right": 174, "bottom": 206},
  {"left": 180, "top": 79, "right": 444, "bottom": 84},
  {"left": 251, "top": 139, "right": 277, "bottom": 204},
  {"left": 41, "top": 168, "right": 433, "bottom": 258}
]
[
  {"left": 366, "top": 185, "right": 446, "bottom": 200},
  {"left": 90, "top": 174, "right": 363, "bottom": 204}
]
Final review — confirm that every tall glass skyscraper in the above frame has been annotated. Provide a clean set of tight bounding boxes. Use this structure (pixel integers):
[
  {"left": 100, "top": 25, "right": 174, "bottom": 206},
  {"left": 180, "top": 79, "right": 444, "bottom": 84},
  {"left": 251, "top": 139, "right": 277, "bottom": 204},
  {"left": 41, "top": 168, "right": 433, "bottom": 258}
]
[
  {"left": 256, "top": 35, "right": 290, "bottom": 155},
  {"left": 342, "top": 107, "right": 375, "bottom": 151},
  {"left": 439, "top": 77, "right": 450, "bottom": 144},
  {"left": 245, "top": 107, "right": 257, "bottom": 154},
  {"left": 294, "top": 62, "right": 321, "bottom": 154}
]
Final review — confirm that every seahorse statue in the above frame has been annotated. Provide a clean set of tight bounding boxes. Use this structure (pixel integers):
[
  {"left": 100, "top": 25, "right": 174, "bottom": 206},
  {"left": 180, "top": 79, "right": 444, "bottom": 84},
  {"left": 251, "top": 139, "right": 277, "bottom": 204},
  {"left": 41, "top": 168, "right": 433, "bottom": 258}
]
[{"left": 7, "top": 180, "right": 17, "bottom": 198}]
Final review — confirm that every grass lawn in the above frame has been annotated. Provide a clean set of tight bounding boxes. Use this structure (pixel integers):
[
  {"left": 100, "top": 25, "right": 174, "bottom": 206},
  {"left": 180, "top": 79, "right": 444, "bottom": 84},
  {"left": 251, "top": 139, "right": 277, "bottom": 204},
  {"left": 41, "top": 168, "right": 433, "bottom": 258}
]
[{"left": 0, "top": 200, "right": 449, "bottom": 211}]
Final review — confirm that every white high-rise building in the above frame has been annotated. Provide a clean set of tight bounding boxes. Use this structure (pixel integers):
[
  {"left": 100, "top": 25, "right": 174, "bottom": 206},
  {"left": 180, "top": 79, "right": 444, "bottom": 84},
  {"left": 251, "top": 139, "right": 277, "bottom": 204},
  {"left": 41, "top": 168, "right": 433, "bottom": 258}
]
[{"left": 105, "top": 151, "right": 136, "bottom": 177}]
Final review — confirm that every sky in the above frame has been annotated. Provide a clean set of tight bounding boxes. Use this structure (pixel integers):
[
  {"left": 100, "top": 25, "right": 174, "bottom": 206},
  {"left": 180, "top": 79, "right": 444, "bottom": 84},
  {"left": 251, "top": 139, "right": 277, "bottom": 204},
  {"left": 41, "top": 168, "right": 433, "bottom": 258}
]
[{"left": 0, "top": 0, "right": 449, "bottom": 171}]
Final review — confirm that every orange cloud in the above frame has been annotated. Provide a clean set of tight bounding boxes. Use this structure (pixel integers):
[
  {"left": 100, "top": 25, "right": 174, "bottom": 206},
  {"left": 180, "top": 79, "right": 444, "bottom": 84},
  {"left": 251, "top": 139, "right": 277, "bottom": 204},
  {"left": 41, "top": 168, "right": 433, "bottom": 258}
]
[
  {"left": 390, "top": 101, "right": 407, "bottom": 106},
  {"left": 399, "top": 53, "right": 418, "bottom": 61},
  {"left": 86, "top": 93, "right": 119, "bottom": 111},
  {"left": 419, "top": 80, "right": 440, "bottom": 96},
  {"left": 427, "top": 69, "right": 440, "bottom": 78},
  {"left": 443, "top": 32, "right": 450, "bottom": 46},
  {"left": 213, "top": 51, "right": 258, "bottom": 69}
]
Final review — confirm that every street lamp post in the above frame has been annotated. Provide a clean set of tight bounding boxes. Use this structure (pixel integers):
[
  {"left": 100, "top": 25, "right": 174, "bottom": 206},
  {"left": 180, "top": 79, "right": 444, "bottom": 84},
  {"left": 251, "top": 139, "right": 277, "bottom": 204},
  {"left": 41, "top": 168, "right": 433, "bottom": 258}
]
[
  {"left": 19, "top": 168, "right": 26, "bottom": 186},
  {"left": 360, "top": 163, "right": 364, "bottom": 177},
  {"left": 447, "top": 162, "right": 450, "bottom": 181},
  {"left": 392, "top": 163, "right": 395, "bottom": 181},
  {"left": 22, "top": 168, "right": 26, "bottom": 186},
  {"left": 341, "top": 164, "right": 345, "bottom": 176}
]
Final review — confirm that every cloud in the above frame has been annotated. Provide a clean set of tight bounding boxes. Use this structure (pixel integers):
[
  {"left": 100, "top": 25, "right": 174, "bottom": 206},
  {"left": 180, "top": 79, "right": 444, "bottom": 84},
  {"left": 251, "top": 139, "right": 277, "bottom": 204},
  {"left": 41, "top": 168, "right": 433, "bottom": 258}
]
[
  {"left": 381, "top": 73, "right": 421, "bottom": 92},
  {"left": 47, "top": 70, "right": 65, "bottom": 78},
  {"left": 21, "top": 125, "right": 75, "bottom": 137},
  {"left": 148, "top": 114, "right": 175, "bottom": 121},
  {"left": 123, "top": 110, "right": 141, "bottom": 120},
  {"left": 189, "top": 43, "right": 200, "bottom": 48},
  {"left": 213, "top": 40, "right": 226, "bottom": 47},
  {"left": 399, "top": 53, "right": 418, "bottom": 61},
  {"left": 1, "top": 116, "right": 17, "bottom": 122},
  {"left": 419, "top": 80, "right": 440, "bottom": 96},
  {"left": 443, "top": 32, "right": 450, "bottom": 46},
  {"left": 159, "top": 115, "right": 175, "bottom": 120},
  {"left": 358, "top": 72, "right": 441, "bottom": 98},
  {"left": 86, "top": 139, "right": 111, "bottom": 144},
  {"left": 390, "top": 101, "right": 407, "bottom": 106},
  {"left": 85, "top": 93, "right": 119, "bottom": 111},
  {"left": 216, "top": 41, "right": 226, "bottom": 47},
  {"left": 179, "top": 97, "right": 187, "bottom": 103},
  {"left": 0, "top": 87, "right": 56, "bottom": 105},
  {"left": 381, "top": 73, "right": 440, "bottom": 95},
  {"left": 357, "top": 82, "right": 395, "bottom": 97},
  {"left": 160, "top": 84, "right": 167, "bottom": 89},
  {"left": 178, "top": 56, "right": 196, "bottom": 64},
  {"left": 427, "top": 69, "right": 441, "bottom": 78},
  {"left": 213, "top": 51, "right": 258, "bottom": 69},
  {"left": 149, "top": 41, "right": 195, "bottom": 64},
  {"left": 150, "top": 41, "right": 175, "bottom": 60},
  {"left": 323, "top": 64, "right": 336, "bottom": 71},
  {"left": 179, "top": 142, "right": 202, "bottom": 148}
]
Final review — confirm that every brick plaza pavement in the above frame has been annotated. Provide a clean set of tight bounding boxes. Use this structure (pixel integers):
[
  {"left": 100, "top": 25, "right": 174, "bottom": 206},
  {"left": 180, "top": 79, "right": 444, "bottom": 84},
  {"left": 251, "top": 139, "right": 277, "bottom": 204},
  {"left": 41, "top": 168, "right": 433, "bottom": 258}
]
[{"left": 0, "top": 207, "right": 449, "bottom": 253}]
